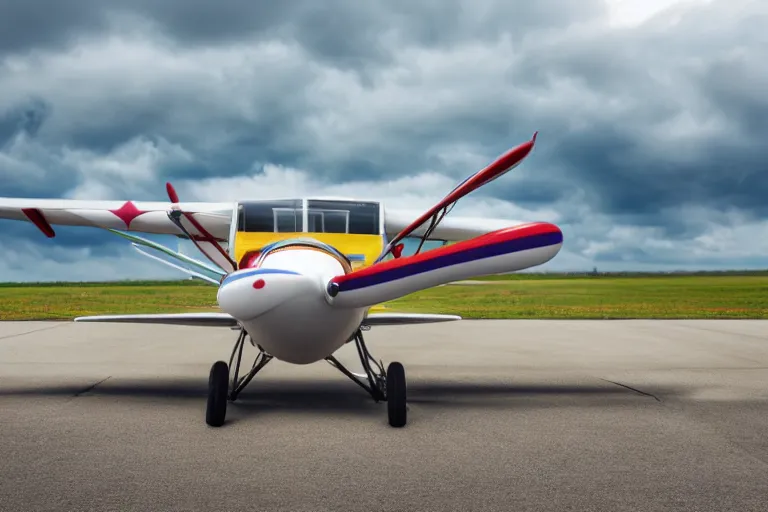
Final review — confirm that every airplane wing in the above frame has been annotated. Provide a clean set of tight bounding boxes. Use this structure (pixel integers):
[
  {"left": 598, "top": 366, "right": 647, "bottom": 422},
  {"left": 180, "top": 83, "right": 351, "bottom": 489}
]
[
  {"left": 323, "top": 132, "right": 563, "bottom": 309},
  {"left": 362, "top": 312, "right": 461, "bottom": 325},
  {"left": 73, "top": 312, "right": 238, "bottom": 327},
  {"left": 327, "top": 221, "right": 563, "bottom": 309},
  {"left": 0, "top": 197, "right": 234, "bottom": 240},
  {"left": 72, "top": 311, "right": 460, "bottom": 328}
]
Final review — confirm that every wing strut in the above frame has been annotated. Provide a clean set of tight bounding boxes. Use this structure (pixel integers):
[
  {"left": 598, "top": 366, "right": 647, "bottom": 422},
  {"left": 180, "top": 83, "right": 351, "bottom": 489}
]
[
  {"left": 165, "top": 183, "right": 238, "bottom": 273},
  {"left": 131, "top": 245, "right": 221, "bottom": 286},
  {"left": 107, "top": 228, "right": 226, "bottom": 278}
]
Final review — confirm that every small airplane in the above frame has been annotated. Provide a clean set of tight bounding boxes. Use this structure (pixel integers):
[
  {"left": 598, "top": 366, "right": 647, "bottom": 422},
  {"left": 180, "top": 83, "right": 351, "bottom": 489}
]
[{"left": 0, "top": 132, "right": 562, "bottom": 428}]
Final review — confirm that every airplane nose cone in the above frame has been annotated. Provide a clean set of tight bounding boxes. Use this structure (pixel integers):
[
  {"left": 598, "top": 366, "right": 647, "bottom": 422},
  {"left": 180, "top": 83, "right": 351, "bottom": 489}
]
[{"left": 217, "top": 268, "right": 317, "bottom": 321}]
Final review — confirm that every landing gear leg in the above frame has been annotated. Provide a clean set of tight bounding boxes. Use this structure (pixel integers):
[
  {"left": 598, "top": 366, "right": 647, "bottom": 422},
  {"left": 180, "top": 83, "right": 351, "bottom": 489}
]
[
  {"left": 326, "top": 328, "right": 407, "bottom": 428},
  {"left": 205, "top": 328, "right": 273, "bottom": 427}
]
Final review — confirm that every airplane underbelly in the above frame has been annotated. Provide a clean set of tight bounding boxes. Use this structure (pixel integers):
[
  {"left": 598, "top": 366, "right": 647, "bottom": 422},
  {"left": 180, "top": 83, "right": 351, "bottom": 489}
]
[{"left": 241, "top": 298, "right": 364, "bottom": 364}]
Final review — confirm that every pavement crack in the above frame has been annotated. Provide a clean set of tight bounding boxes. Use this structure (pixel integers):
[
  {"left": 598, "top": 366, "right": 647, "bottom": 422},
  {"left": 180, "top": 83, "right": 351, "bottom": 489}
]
[
  {"left": 601, "top": 378, "right": 661, "bottom": 402},
  {"left": 0, "top": 322, "right": 70, "bottom": 341},
  {"left": 74, "top": 376, "right": 111, "bottom": 397},
  {"left": 675, "top": 323, "right": 768, "bottom": 341}
]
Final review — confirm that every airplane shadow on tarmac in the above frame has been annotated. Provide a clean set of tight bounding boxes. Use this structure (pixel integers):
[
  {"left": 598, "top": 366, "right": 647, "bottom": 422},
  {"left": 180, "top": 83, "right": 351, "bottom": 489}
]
[{"left": 0, "top": 376, "right": 674, "bottom": 423}]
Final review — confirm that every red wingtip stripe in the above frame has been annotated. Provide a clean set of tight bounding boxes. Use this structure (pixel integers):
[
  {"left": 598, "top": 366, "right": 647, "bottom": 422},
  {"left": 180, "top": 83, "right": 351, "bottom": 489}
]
[{"left": 21, "top": 208, "right": 55, "bottom": 238}]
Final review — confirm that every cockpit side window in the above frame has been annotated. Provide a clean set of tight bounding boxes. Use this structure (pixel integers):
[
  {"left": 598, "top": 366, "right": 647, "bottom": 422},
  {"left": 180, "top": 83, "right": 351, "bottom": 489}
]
[
  {"left": 238, "top": 200, "right": 303, "bottom": 233},
  {"left": 306, "top": 200, "right": 379, "bottom": 235}
]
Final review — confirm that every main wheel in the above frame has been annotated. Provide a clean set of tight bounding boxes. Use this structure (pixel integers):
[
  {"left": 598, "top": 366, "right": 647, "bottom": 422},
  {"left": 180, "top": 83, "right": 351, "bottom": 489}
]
[
  {"left": 206, "top": 361, "right": 229, "bottom": 427},
  {"left": 386, "top": 362, "right": 407, "bottom": 428}
]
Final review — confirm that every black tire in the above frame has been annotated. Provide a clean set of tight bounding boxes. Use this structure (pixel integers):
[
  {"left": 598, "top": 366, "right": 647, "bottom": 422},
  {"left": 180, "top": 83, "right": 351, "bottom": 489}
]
[
  {"left": 206, "top": 361, "right": 229, "bottom": 427},
  {"left": 386, "top": 362, "right": 407, "bottom": 428}
]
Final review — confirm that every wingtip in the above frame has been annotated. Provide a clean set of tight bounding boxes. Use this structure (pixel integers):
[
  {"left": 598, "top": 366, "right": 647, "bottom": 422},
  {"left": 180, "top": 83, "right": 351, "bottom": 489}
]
[{"left": 532, "top": 131, "right": 538, "bottom": 143}]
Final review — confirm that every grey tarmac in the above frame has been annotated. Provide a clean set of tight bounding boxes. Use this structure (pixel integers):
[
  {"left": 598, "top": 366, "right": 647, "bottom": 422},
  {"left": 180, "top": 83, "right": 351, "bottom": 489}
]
[{"left": 0, "top": 319, "right": 767, "bottom": 512}]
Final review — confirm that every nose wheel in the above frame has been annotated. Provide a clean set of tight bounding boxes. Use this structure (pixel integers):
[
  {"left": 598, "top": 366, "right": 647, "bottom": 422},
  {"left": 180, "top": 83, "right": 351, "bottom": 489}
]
[
  {"left": 205, "top": 361, "right": 229, "bottom": 427},
  {"left": 386, "top": 361, "right": 407, "bottom": 427}
]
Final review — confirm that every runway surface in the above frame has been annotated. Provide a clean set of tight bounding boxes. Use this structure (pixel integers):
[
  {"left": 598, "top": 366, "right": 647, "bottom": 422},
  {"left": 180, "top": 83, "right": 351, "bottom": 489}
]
[{"left": 1, "top": 319, "right": 767, "bottom": 511}]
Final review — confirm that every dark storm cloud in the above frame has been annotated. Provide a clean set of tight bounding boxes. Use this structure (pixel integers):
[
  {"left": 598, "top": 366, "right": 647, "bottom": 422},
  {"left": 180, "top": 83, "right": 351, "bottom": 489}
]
[
  {"left": 545, "top": 88, "right": 768, "bottom": 223},
  {"left": 471, "top": 1, "right": 768, "bottom": 231},
  {"left": 0, "top": 0, "right": 766, "bottom": 280},
  {"left": 0, "top": 0, "right": 606, "bottom": 182},
  {"left": 0, "top": 0, "right": 107, "bottom": 56},
  {"left": 2, "top": 0, "right": 764, "bottom": 218},
  {"left": 0, "top": 221, "right": 132, "bottom": 256},
  {"left": 0, "top": 97, "right": 50, "bottom": 143},
  {"left": 0, "top": 0, "right": 605, "bottom": 64},
  {"left": 128, "top": 0, "right": 605, "bottom": 66},
  {"left": 0, "top": 106, "right": 82, "bottom": 198}
]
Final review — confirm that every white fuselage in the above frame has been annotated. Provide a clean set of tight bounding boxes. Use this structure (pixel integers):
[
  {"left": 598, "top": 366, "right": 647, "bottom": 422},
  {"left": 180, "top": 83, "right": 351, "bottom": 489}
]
[
  {"left": 215, "top": 222, "right": 564, "bottom": 365},
  {"left": 216, "top": 246, "right": 365, "bottom": 365}
]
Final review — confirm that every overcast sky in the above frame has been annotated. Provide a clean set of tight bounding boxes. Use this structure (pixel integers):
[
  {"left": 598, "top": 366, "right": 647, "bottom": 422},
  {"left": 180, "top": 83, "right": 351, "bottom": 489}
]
[{"left": 0, "top": 0, "right": 766, "bottom": 281}]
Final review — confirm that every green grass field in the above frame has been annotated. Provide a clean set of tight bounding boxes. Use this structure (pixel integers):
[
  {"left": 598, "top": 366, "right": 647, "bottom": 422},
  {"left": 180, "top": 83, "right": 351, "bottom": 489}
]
[{"left": 1, "top": 273, "right": 766, "bottom": 320}]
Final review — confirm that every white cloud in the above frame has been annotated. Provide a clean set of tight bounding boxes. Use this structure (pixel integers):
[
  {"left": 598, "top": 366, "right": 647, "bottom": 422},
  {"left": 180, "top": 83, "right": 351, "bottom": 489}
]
[
  {"left": 0, "top": 239, "right": 179, "bottom": 283},
  {"left": 179, "top": 162, "right": 559, "bottom": 222},
  {"left": 604, "top": 0, "right": 716, "bottom": 27},
  {"left": 690, "top": 216, "right": 768, "bottom": 260},
  {"left": 0, "top": 134, "right": 51, "bottom": 182},
  {"left": 63, "top": 137, "right": 195, "bottom": 200}
]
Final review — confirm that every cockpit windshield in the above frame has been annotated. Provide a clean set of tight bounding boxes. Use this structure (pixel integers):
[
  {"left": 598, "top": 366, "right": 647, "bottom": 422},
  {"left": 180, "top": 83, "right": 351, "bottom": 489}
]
[{"left": 237, "top": 199, "right": 380, "bottom": 235}]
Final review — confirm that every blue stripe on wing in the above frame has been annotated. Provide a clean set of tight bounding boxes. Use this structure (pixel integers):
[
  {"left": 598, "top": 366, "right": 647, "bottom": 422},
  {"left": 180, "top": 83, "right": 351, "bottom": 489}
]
[{"left": 337, "top": 231, "right": 561, "bottom": 292}]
